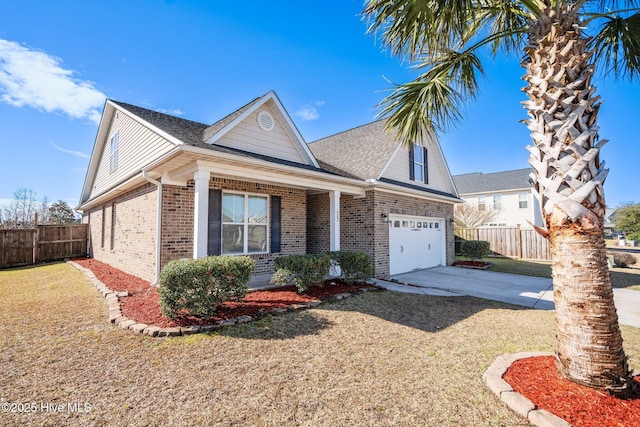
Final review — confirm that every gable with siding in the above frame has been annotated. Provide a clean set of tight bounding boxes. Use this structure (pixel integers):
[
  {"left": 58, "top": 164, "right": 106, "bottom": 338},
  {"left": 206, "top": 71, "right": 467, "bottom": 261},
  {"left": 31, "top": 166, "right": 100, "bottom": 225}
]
[
  {"left": 213, "top": 102, "right": 307, "bottom": 164},
  {"left": 88, "top": 106, "right": 178, "bottom": 201}
]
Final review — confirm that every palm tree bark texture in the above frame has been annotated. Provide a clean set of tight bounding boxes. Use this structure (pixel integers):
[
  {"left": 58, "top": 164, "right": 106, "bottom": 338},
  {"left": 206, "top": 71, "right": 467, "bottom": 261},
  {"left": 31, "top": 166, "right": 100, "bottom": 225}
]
[
  {"left": 523, "top": 6, "right": 630, "bottom": 394},
  {"left": 363, "top": 0, "right": 640, "bottom": 397}
]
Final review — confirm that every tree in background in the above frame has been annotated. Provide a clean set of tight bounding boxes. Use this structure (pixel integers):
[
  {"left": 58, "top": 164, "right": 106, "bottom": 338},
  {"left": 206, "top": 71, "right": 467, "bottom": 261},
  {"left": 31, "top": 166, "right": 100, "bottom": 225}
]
[
  {"left": 454, "top": 202, "right": 499, "bottom": 228},
  {"left": 2, "top": 188, "right": 41, "bottom": 229},
  {"left": 614, "top": 202, "right": 640, "bottom": 234},
  {"left": 48, "top": 200, "right": 77, "bottom": 224},
  {"left": 364, "top": 0, "right": 639, "bottom": 396}
]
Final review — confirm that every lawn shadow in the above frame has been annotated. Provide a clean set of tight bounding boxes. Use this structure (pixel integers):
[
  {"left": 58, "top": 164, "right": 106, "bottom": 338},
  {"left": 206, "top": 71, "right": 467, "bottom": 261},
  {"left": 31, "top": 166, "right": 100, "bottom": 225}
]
[
  {"left": 217, "top": 310, "right": 335, "bottom": 340},
  {"left": 610, "top": 269, "right": 640, "bottom": 290},
  {"left": 316, "top": 290, "right": 531, "bottom": 334},
  {"left": 0, "top": 260, "right": 66, "bottom": 273}
]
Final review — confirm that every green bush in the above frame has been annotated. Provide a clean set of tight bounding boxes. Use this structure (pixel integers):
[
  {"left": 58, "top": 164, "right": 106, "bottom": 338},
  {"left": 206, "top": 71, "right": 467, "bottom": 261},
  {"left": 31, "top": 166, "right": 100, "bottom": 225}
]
[
  {"left": 158, "top": 256, "right": 254, "bottom": 319},
  {"left": 627, "top": 232, "right": 640, "bottom": 242},
  {"left": 329, "top": 251, "right": 372, "bottom": 284},
  {"left": 271, "top": 254, "right": 331, "bottom": 293},
  {"left": 611, "top": 252, "right": 637, "bottom": 268},
  {"left": 460, "top": 240, "right": 491, "bottom": 262}
]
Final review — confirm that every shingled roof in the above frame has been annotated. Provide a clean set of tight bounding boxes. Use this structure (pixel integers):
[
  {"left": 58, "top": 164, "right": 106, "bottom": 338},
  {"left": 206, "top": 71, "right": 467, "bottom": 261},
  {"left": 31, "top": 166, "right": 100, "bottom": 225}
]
[
  {"left": 307, "top": 120, "right": 398, "bottom": 180},
  {"left": 453, "top": 168, "right": 532, "bottom": 194},
  {"left": 110, "top": 99, "right": 328, "bottom": 173}
]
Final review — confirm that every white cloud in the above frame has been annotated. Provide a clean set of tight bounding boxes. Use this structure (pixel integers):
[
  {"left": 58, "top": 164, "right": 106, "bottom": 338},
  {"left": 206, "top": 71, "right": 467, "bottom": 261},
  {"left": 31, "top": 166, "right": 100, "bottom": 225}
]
[
  {"left": 50, "top": 142, "right": 89, "bottom": 159},
  {"left": 157, "top": 108, "right": 185, "bottom": 116},
  {"left": 314, "top": 100, "right": 325, "bottom": 107},
  {"left": 0, "top": 39, "right": 106, "bottom": 124},
  {"left": 295, "top": 102, "right": 324, "bottom": 122}
]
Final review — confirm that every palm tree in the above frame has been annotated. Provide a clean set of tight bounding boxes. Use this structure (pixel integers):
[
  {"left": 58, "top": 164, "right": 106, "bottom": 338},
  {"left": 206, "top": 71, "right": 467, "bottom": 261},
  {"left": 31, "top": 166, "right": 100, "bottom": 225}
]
[{"left": 364, "top": 0, "right": 639, "bottom": 397}]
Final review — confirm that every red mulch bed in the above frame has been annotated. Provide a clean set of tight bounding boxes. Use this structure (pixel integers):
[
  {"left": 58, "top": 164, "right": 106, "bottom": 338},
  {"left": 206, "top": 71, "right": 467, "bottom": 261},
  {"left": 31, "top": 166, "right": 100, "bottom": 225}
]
[
  {"left": 452, "top": 260, "right": 492, "bottom": 269},
  {"left": 73, "top": 258, "right": 372, "bottom": 328},
  {"left": 503, "top": 355, "right": 640, "bottom": 427}
]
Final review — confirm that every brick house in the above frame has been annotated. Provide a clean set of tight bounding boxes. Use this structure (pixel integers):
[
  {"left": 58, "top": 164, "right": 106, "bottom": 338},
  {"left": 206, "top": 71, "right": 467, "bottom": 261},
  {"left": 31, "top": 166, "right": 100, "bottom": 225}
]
[{"left": 78, "top": 91, "right": 460, "bottom": 284}]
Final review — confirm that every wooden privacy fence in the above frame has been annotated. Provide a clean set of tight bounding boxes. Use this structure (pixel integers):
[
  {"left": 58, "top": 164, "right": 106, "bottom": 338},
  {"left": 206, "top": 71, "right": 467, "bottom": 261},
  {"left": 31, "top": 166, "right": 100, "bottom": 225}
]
[
  {"left": 0, "top": 224, "right": 88, "bottom": 268},
  {"left": 455, "top": 225, "right": 551, "bottom": 261}
]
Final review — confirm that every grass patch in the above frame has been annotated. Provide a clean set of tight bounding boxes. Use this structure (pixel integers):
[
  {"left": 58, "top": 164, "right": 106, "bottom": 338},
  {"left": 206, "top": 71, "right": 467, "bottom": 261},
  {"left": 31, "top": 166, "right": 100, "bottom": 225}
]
[{"left": 1, "top": 263, "right": 639, "bottom": 426}]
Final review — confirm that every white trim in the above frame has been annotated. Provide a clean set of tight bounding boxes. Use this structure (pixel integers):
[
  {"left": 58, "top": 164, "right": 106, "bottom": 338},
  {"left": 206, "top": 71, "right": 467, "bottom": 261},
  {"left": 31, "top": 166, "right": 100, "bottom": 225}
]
[
  {"left": 377, "top": 143, "right": 403, "bottom": 179},
  {"left": 220, "top": 191, "right": 270, "bottom": 255},
  {"left": 329, "top": 190, "right": 341, "bottom": 251},
  {"left": 193, "top": 169, "right": 211, "bottom": 259}
]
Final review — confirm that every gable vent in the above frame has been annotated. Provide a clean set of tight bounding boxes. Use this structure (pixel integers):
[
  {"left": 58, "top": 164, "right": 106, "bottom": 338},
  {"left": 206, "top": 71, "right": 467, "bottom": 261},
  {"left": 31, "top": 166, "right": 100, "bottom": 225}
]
[{"left": 257, "top": 111, "right": 274, "bottom": 131}]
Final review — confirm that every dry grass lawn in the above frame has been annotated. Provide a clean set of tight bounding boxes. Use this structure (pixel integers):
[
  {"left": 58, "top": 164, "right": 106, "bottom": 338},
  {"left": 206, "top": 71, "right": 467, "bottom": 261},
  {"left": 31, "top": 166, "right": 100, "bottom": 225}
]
[{"left": 1, "top": 262, "right": 639, "bottom": 426}]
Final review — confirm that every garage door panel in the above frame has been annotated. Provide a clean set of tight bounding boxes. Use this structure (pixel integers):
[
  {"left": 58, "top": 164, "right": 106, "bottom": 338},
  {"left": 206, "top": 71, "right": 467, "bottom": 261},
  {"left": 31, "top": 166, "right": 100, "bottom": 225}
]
[{"left": 389, "top": 216, "right": 444, "bottom": 275}]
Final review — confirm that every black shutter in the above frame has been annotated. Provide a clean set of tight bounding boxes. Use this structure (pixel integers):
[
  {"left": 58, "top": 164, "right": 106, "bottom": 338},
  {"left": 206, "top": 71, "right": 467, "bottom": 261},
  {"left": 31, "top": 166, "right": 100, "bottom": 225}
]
[
  {"left": 207, "top": 189, "right": 222, "bottom": 256},
  {"left": 409, "top": 146, "right": 415, "bottom": 181},
  {"left": 423, "top": 147, "right": 429, "bottom": 184},
  {"left": 271, "top": 196, "right": 281, "bottom": 253}
]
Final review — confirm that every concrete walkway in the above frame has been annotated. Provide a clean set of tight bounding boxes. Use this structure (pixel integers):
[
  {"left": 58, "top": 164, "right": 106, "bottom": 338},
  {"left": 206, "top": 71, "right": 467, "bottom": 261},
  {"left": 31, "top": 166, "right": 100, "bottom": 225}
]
[{"left": 372, "top": 266, "right": 640, "bottom": 328}]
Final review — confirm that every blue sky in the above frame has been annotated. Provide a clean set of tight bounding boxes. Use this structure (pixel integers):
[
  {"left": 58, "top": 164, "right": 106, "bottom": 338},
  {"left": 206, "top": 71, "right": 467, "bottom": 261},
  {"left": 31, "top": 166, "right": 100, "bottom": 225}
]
[{"left": 0, "top": 0, "right": 638, "bottom": 210}]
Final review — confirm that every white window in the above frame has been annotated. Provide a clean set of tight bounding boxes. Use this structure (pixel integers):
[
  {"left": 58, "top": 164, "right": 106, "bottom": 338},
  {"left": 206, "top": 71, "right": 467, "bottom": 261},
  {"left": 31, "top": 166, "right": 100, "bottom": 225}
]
[
  {"left": 519, "top": 192, "right": 528, "bottom": 209},
  {"left": 493, "top": 194, "right": 502, "bottom": 210},
  {"left": 413, "top": 145, "right": 424, "bottom": 182},
  {"left": 221, "top": 192, "right": 268, "bottom": 254},
  {"left": 477, "top": 196, "right": 486, "bottom": 211},
  {"left": 109, "top": 132, "right": 119, "bottom": 172}
]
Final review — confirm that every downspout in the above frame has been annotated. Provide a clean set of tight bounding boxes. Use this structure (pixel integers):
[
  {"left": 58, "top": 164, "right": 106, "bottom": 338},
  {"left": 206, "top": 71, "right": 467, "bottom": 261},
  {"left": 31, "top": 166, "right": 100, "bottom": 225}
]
[{"left": 142, "top": 170, "right": 162, "bottom": 286}]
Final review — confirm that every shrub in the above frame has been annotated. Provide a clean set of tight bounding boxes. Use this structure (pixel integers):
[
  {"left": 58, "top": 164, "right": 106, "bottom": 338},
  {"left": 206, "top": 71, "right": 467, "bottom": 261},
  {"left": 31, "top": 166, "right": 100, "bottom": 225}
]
[
  {"left": 626, "top": 232, "right": 640, "bottom": 242},
  {"left": 611, "top": 252, "right": 637, "bottom": 268},
  {"left": 329, "top": 251, "right": 372, "bottom": 284},
  {"left": 158, "top": 256, "right": 254, "bottom": 319},
  {"left": 460, "top": 240, "right": 491, "bottom": 262},
  {"left": 271, "top": 254, "right": 331, "bottom": 293}
]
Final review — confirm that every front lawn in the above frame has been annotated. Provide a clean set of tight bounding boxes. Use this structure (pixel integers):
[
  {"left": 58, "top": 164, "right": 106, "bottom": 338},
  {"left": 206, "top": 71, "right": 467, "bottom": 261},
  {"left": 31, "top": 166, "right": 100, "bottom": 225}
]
[{"left": 1, "top": 262, "right": 639, "bottom": 426}]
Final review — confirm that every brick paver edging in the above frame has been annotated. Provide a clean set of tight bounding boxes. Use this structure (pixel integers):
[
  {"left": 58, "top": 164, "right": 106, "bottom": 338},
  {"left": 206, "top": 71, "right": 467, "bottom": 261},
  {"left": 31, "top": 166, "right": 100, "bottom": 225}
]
[
  {"left": 67, "top": 260, "right": 378, "bottom": 337},
  {"left": 483, "top": 352, "right": 572, "bottom": 427}
]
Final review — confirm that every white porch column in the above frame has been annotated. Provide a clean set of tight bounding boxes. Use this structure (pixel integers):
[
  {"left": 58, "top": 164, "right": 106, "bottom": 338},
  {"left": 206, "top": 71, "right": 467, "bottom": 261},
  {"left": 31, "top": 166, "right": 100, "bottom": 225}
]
[
  {"left": 329, "top": 190, "right": 340, "bottom": 251},
  {"left": 193, "top": 170, "right": 211, "bottom": 259}
]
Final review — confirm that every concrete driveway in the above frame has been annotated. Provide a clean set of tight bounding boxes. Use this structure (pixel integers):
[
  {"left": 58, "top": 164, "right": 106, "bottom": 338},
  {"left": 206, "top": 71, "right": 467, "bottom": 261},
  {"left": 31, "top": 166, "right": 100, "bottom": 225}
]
[{"left": 372, "top": 266, "right": 640, "bottom": 328}]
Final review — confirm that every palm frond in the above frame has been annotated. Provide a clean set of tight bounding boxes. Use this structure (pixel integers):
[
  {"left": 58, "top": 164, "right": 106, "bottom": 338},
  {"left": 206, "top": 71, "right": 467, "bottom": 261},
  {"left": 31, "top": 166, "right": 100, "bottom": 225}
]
[
  {"left": 363, "top": 0, "right": 478, "bottom": 58},
  {"left": 473, "top": 0, "right": 531, "bottom": 54},
  {"left": 590, "top": 12, "right": 640, "bottom": 79},
  {"left": 379, "top": 50, "right": 483, "bottom": 145},
  {"left": 363, "top": 0, "right": 437, "bottom": 58}
]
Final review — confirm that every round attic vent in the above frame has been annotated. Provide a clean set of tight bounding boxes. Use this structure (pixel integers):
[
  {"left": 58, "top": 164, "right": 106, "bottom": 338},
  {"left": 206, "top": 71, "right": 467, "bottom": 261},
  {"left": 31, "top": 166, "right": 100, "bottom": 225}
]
[{"left": 257, "top": 111, "right": 274, "bottom": 131}]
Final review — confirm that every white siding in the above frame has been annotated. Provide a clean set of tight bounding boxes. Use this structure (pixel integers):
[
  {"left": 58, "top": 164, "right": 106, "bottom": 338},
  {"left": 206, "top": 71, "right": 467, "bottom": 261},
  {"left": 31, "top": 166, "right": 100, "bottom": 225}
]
[
  {"left": 382, "top": 145, "right": 456, "bottom": 195},
  {"left": 461, "top": 190, "right": 541, "bottom": 228},
  {"left": 89, "top": 110, "right": 176, "bottom": 200},
  {"left": 214, "top": 103, "right": 306, "bottom": 164}
]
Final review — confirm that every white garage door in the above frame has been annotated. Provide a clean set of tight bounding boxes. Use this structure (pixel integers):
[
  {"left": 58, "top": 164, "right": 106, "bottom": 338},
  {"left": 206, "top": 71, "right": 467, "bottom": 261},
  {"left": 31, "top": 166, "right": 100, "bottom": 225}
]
[{"left": 389, "top": 215, "right": 445, "bottom": 275}]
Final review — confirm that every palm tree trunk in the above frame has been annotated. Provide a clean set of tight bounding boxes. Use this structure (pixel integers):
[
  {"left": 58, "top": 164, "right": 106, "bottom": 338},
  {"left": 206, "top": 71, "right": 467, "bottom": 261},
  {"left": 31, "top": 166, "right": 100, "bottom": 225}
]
[{"left": 523, "top": 9, "right": 632, "bottom": 396}]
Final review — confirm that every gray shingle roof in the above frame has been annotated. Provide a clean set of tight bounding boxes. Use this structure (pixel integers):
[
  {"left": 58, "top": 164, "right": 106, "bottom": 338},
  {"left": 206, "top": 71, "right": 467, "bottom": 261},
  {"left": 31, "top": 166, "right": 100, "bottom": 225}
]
[
  {"left": 453, "top": 168, "right": 532, "bottom": 194},
  {"left": 111, "top": 100, "right": 209, "bottom": 146},
  {"left": 308, "top": 120, "right": 399, "bottom": 180},
  {"left": 110, "top": 99, "right": 329, "bottom": 172}
]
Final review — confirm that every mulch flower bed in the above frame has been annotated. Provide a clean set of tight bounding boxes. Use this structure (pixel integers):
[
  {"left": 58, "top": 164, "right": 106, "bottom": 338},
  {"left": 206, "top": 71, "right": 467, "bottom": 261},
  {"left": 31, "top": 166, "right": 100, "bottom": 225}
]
[
  {"left": 451, "top": 260, "right": 492, "bottom": 269},
  {"left": 73, "top": 258, "right": 373, "bottom": 328},
  {"left": 503, "top": 355, "right": 640, "bottom": 427}
]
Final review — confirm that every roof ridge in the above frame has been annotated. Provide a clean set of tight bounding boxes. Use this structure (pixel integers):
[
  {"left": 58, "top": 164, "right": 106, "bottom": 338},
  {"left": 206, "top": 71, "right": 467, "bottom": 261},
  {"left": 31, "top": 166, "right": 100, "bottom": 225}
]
[{"left": 109, "top": 99, "right": 208, "bottom": 127}]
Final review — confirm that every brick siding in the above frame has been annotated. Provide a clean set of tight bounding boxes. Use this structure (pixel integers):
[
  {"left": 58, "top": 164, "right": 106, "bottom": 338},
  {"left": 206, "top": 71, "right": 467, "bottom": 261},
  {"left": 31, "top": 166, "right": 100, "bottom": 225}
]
[
  {"left": 83, "top": 184, "right": 158, "bottom": 282},
  {"left": 306, "top": 193, "right": 330, "bottom": 254},
  {"left": 160, "top": 177, "right": 307, "bottom": 275}
]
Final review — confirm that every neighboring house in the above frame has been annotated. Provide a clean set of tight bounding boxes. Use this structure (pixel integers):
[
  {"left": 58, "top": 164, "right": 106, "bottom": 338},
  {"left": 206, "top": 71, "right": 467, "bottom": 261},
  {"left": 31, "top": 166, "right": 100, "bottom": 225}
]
[
  {"left": 78, "top": 91, "right": 461, "bottom": 283},
  {"left": 452, "top": 168, "right": 543, "bottom": 229},
  {"left": 604, "top": 208, "right": 617, "bottom": 234}
]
